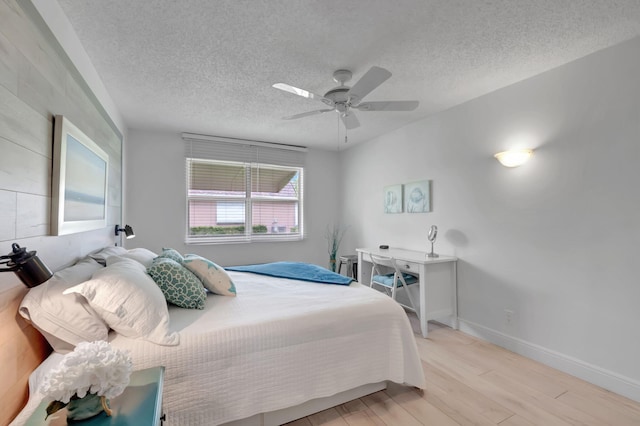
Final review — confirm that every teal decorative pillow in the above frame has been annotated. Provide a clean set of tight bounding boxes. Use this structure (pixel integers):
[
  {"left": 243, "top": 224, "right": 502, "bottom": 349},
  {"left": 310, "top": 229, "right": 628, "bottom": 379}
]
[
  {"left": 156, "top": 247, "right": 184, "bottom": 263},
  {"left": 147, "top": 258, "right": 206, "bottom": 309},
  {"left": 183, "top": 254, "right": 237, "bottom": 296}
]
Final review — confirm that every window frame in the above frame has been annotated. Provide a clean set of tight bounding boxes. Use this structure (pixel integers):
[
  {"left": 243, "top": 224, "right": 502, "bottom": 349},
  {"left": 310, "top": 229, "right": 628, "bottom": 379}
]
[{"left": 185, "top": 158, "right": 304, "bottom": 244}]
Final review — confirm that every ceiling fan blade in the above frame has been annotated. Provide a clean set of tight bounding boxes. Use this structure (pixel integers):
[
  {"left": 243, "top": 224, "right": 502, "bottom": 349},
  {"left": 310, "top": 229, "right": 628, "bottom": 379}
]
[
  {"left": 347, "top": 66, "right": 392, "bottom": 103},
  {"left": 341, "top": 111, "right": 360, "bottom": 129},
  {"left": 355, "top": 101, "right": 419, "bottom": 111},
  {"left": 273, "top": 83, "right": 334, "bottom": 106},
  {"left": 283, "top": 109, "right": 333, "bottom": 120}
]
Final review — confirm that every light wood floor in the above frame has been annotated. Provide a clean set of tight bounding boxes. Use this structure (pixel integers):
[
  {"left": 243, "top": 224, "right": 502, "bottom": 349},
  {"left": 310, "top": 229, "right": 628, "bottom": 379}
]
[{"left": 285, "top": 319, "right": 640, "bottom": 426}]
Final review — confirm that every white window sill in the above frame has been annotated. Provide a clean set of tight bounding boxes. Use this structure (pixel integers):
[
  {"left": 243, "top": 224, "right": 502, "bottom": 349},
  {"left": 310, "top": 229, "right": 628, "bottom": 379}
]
[{"left": 185, "top": 234, "right": 304, "bottom": 245}]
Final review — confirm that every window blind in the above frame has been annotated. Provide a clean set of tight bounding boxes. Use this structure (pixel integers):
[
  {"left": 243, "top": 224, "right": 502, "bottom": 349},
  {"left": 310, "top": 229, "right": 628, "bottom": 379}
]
[
  {"left": 183, "top": 133, "right": 306, "bottom": 167},
  {"left": 183, "top": 133, "right": 305, "bottom": 244}
]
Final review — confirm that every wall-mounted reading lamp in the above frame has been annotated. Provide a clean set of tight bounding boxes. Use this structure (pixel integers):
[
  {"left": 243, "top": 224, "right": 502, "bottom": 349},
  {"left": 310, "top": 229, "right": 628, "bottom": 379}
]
[
  {"left": 115, "top": 224, "right": 135, "bottom": 239},
  {"left": 0, "top": 243, "right": 53, "bottom": 287},
  {"left": 494, "top": 149, "right": 534, "bottom": 167}
]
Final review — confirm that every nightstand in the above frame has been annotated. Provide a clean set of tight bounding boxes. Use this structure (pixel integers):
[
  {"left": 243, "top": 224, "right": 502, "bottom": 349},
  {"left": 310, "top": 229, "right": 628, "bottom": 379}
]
[{"left": 25, "top": 366, "right": 165, "bottom": 426}]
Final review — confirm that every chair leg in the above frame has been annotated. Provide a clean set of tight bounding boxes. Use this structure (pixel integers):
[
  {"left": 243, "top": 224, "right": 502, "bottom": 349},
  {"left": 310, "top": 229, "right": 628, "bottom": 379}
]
[
  {"left": 397, "top": 274, "right": 419, "bottom": 314},
  {"left": 391, "top": 273, "right": 399, "bottom": 301},
  {"left": 369, "top": 264, "right": 376, "bottom": 288},
  {"left": 405, "top": 283, "right": 418, "bottom": 314}
]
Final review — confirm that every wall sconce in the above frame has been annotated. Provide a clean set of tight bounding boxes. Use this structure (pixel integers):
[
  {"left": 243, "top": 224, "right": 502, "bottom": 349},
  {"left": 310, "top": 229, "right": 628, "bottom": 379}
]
[
  {"left": 115, "top": 224, "right": 135, "bottom": 239},
  {"left": 494, "top": 149, "right": 534, "bottom": 167},
  {"left": 0, "top": 243, "right": 53, "bottom": 287}
]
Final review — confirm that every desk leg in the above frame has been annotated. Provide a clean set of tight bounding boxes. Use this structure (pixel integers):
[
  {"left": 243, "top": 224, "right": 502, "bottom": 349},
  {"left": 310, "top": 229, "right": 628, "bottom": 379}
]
[
  {"left": 452, "top": 261, "right": 459, "bottom": 330},
  {"left": 419, "top": 264, "right": 428, "bottom": 338}
]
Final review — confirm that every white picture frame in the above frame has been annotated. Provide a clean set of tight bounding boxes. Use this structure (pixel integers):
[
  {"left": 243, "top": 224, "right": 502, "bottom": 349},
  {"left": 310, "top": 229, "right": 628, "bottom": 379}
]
[
  {"left": 51, "top": 115, "right": 109, "bottom": 235},
  {"left": 383, "top": 184, "right": 403, "bottom": 213},
  {"left": 404, "top": 180, "right": 431, "bottom": 213}
]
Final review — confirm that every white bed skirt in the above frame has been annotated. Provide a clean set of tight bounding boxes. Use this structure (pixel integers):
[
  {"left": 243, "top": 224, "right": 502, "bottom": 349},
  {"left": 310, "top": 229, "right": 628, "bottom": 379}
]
[{"left": 224, "top": 381, "right": 387, "bottom": 426}]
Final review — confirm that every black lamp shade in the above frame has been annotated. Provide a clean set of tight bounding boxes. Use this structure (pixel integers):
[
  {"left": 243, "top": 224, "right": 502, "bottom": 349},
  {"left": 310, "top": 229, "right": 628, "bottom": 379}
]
[
  {"left": 0, "top": 243, "right": 53, "bottom": 287},
  {"left": 115, "top": 224, "right": 135, "bottom": 239}
]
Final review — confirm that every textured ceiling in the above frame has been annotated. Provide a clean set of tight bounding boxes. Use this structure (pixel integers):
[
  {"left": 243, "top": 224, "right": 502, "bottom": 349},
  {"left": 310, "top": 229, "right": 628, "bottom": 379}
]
[{"left": 55, "top": 0, "right": 640, "bottom": 150}]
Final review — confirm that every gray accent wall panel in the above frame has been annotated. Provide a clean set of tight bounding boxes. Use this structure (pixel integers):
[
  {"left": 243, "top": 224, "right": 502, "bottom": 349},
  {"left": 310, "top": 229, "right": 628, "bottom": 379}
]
[
  {"left": 0, "top": 190, "right": 16, "bottom": 241},
  {"left": 0, "top": 0, "right": 123, "bottom": 271},
  {"left": 0, "top": 30, "right": 18, "bottom": 95}
]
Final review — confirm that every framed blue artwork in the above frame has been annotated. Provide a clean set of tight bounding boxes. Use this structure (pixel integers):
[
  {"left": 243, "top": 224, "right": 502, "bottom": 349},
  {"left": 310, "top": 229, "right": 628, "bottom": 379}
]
[
  {"left": 404, "top": 180, "right": 431, "bottom": 213},
  {"left": 383, "top": 184, "right": 403, "bottom": 213},
  {"left": 51, "top": 115, "right": 109, "bottom": 235}
]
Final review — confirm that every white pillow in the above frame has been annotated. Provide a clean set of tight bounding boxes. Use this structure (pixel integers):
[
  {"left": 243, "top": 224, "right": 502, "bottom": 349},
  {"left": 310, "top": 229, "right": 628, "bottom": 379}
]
[
  {"left": 183, "top": 254, "right": 237, "bottom": 296},
  {"left": 28, "top": 352, "right": 65, "bottom": 396},
  {"left": 19, "top": 257, "right": 109, "bottom": 353},
  {"left": 64, "top": 258, "right": 179, "bottom": 346},
  {"left": 88, "top": 245, "right": 128, "bottom": 266},
  {"left": 106, "top": 247, "right": 158, "bottom": 268}
]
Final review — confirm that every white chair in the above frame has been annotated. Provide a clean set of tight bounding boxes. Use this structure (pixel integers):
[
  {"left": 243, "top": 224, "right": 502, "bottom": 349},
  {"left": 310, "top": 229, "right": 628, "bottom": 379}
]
[{"left": 368, "top": 254, "right": 419, "bottom": 314}]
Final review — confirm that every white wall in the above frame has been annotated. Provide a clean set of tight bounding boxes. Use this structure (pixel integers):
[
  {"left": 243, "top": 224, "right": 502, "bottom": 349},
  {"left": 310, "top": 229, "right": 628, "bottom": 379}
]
[
  {"left": 29, "top": 0, "right": 125, "bottom": 134},
  {"left": 340, "top": 36, "right": 640, "bottom": 399},
  {"left": 125, "top": 129, "right": 340, "bottom": 267},
  {"left": 0, "top": 0, "right": 123, "bottom": 282}
]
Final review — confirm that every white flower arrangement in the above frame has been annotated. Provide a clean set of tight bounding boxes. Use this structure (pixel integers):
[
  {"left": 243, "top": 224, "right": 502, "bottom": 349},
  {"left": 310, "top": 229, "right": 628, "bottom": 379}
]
[{"left": 40, "top": 341, "right": 133, "bottom": 418}]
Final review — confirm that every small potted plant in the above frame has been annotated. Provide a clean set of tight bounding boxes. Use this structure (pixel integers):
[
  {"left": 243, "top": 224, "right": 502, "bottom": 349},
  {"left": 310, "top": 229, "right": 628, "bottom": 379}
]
[
  {"left": 325, "top": 224, "right": 347, "bottom": 272},
  {"left": 40, "top": 341, "right": 133, "bottom": 421}
]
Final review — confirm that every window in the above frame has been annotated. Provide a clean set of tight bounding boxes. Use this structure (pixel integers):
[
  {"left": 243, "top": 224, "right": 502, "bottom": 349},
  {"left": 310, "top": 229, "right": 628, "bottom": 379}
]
[
  {"left": 216, "top": 201, "right": 245, "bottom": 224},
  {"left": 184, "top": 134, "right": 305, "bottom": 243}
]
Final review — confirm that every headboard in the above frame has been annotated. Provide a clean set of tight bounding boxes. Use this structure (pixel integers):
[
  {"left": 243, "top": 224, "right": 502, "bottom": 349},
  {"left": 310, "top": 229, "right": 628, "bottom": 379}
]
[{"left": 0, "top": 283, "right": 51, "bottom": 425}]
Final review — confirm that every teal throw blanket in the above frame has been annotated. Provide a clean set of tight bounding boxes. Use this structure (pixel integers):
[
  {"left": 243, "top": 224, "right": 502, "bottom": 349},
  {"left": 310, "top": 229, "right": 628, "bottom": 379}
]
[{"left": 226, "top": 261, "right": 353, "bottom": 285}]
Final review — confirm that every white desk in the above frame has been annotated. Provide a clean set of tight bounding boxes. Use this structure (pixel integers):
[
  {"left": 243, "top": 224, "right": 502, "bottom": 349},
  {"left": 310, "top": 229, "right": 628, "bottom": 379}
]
[{"left": 356, "top": 247, "right": 458, "bottom": 338}]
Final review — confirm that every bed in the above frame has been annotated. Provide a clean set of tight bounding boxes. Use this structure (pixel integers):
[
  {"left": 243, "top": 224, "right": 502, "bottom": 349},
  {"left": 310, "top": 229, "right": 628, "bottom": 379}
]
[{"left": 7, "top": 248, "right": 424, "bottom": 426}]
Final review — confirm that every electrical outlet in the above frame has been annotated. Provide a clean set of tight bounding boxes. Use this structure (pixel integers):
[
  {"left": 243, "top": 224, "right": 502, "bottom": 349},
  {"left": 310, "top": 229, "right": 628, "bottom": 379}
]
[{"left": 505, "top": 309, "right": 514, "bottom": 325}]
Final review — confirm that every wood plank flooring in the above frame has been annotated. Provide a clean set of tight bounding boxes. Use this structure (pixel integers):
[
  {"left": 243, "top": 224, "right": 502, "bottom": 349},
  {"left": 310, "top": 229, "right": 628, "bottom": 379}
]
[{"left": 285, "top": 318, "right": 640, "bottom": 425}]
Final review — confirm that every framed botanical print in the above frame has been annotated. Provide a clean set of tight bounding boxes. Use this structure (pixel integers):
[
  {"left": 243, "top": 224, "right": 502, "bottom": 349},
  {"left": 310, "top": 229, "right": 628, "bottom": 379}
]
[
  {"left": 383, "top": 184, "right": 403, "bottom": 213},
  {"left": 404, "top": 180, "right": 431, "bottom": 213}
]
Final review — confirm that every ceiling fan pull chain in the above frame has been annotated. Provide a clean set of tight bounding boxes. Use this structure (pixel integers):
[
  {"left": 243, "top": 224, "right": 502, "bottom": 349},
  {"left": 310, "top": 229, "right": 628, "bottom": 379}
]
[{"left": 336, "top": 113, "right": 340, "bottom": 151}]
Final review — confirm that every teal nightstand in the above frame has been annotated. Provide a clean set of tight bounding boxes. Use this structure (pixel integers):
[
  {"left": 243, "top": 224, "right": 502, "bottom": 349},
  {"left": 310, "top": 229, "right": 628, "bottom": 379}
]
[{"left": 26, "top": 366, "right": 165, "bottom": 426}]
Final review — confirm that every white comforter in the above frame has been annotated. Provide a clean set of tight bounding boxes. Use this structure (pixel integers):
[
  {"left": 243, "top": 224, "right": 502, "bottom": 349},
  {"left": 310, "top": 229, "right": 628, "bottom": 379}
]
[{"left": 14, "top": 271, "right": 424, "bottom": 426}]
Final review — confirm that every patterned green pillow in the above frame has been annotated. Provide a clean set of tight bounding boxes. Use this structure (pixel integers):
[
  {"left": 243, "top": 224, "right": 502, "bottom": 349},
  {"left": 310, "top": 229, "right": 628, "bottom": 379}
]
[
  {"left": 147, "top": 258, "right": 206, "bottom": 309},
  {"left": 183, "top": 254, "right": 237, "bottom": 296},
  {"left": 156, "top": 247, "right": 184, "bottom": 263}
]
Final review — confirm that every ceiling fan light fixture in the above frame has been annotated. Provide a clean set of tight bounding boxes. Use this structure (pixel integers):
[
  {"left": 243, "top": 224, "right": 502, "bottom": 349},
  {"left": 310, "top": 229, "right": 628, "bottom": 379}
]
[{"left": 272, "top": 66, "right": 419, "bottom": 130}]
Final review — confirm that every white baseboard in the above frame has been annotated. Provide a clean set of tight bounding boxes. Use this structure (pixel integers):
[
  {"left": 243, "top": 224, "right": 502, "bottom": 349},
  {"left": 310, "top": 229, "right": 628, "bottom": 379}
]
[{"left": 458, "top": 318, "right": 640, "bottom": 402}]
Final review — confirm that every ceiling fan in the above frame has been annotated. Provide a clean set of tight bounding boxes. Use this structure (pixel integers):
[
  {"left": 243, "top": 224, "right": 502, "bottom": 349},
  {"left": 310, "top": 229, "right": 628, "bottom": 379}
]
[{"left": 272, "top": 66, "right": 419, "bottom": 130}]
